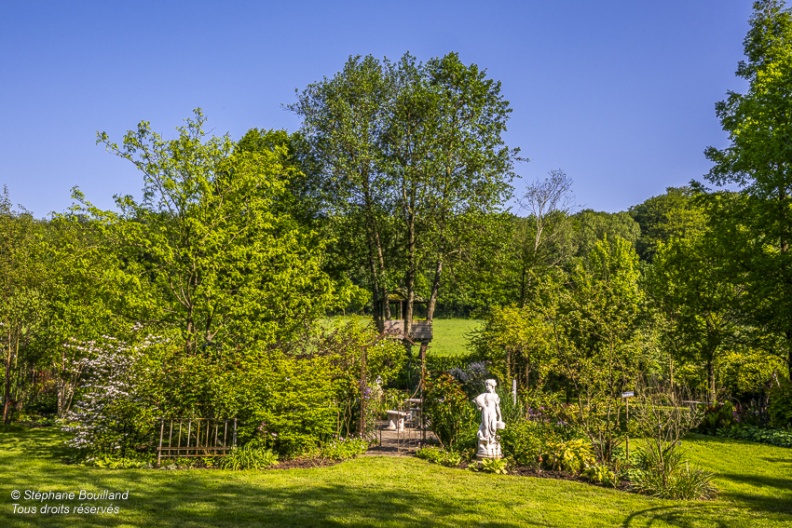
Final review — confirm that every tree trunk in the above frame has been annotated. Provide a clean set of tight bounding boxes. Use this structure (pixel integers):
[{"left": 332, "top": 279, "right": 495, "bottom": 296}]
[
  {"left": 426, "top": 260, "right": 443, "bottom": 323},
  {"left": 786, "top": 330, "right": 792, "bottom": 382},
  {"left": 404, "top": 207, "right": 416, "bottom": 338},
  {"left": 358, "top": 346, "right": 368, "bottom": 435},
  {"left": 706, "top": 357, "right": 716, "bottom": 403},
  {"left": 3, "top": 340, "right": 12, "bottom": 424}
]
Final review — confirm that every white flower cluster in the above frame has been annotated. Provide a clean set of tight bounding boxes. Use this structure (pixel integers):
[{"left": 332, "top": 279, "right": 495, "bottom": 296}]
[{"left": 64, "top": 332, "right": 162, "bottom": 453}]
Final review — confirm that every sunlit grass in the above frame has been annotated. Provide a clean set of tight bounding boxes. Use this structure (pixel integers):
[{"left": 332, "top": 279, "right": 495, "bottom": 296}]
[
  {"left": 1, "top": 426, "right": 790, "bottom": 527},
  {"left": 324, "top": 316, "right": 481, "bottom": 357}
]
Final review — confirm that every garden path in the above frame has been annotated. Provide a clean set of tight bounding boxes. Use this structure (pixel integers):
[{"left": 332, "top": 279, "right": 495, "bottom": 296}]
[{"left": 365, "top": 422, "right": 438, "bottom": 457}]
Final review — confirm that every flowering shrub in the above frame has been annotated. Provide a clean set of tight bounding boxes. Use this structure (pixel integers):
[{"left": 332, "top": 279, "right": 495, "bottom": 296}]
[{"left": 65, "top": 334, "right": 162, "bottom": 458}]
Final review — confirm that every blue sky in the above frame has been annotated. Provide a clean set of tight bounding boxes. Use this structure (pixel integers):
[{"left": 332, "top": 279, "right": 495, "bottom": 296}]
[{"left": 0, "top": 1, "right": 753, "bottom": 217}]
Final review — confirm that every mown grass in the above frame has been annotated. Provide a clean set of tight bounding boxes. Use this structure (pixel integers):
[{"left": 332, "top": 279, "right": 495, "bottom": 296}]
[
  {"left": 425, "top": 319, "right": 482, "bottom": 357},
  {"left": 1, "top": 425, "right": 790, "bottom": 527},
  {"left": 326, "top": 316, "right": 482, "bottom": 357}
]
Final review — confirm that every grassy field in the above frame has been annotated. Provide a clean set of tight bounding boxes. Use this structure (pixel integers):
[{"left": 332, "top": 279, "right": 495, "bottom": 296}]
[
  {"left": 1, "top": 426, "right": 790, "bottom": 527},
  {"left": 425, "top": 319, "right": 482, "bottom": 357},
  {"left": 327, "top": 316, "right": 482, "bottom": 357}
]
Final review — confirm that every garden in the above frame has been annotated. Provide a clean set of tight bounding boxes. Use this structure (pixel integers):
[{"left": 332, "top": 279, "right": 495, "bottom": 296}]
[{"left": 3, "top": 2, "right": 792, "bottom": 526}]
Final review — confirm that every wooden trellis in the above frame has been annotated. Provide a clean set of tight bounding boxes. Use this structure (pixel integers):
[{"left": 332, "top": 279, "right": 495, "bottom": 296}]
[{"left": 156, "top": 418, "right": 237, "bottom": 466}]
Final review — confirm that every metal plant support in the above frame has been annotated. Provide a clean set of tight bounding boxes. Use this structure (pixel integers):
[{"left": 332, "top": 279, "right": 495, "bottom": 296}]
[{"left": 156, "top": 418, "right": 237, "bottom": 466}]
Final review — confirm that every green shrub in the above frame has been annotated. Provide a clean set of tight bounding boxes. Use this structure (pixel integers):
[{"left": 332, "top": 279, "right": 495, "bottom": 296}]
[
  {"left": 697, "top": 402, "right": 734, "bottom": 435},
  {"left": 583, "top": 463, "right": 618, "bottom": 487},
  {"left": 630, "top": 463, "right": 716, "bottom": 500},
  {"left": 768, "top": 381, "right": 792, "bottom": 429},
  {"left": 84, "top": 455, "right": 151, "bottom": 469},
  {"left": 543, "top": 438, "right": 595, "bottom": 474},
  {"left": 219, "top": 445, "right": 279, "bottom": 470},
  {"left": 714, "top": 424, "right": 792, "bottom": 447},
  {"left": 319, "top": 437, "right": 369, "bottom": 461},
  {"left": 500, "top": 419, "right": 560, "bottom": 468},
  {"left": 479, "top": 457, "right": 509, "bottom": 474},
  {"left": 424, "top": 374, "right": 478, "bottom": 450},
  {"left": 415, "top": 446, "right": 463, "bottom": 467}
]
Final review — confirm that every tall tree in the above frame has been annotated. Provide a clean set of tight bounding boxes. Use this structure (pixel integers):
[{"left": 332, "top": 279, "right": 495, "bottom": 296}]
[
  {"left": 704, "top": 0, "right": 792, "bottom": 379},
  {"left": 512, "top": 169, "right": 575, "bottom": 306},
  {"left": 645, "top": 206, "right": 743, "bottom": 401},
  {"left": 629, "top": 186, "right": 704, "bottom": 262},
  {"left": 94, "top": 110, "right": 337, "bottom": 353},
  {"left": 0, "top": 190, "right": 43, "bottom": 423},
  {"left": 291, "top": 52, "right": 518, "bottom": 338},
  {"left": 289, "top": 56, "right": 396, "bottom": 331}
]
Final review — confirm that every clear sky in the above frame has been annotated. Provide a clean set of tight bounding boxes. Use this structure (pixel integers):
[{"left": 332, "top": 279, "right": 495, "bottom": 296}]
[{"left": 0, "top": 1, "right": 753, "bottom": 218}]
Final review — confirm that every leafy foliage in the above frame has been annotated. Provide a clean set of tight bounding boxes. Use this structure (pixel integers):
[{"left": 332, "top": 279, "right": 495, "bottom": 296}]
[
  {"left": 583, "top": 463, "right": 618, "bottom": 487},
  {"left": 423, "top": 373, "right": 478, "bottom": 450},
  {"left": 478, "top": 457, "right": 509, "bottom": 474},
  {"left": 415, "top": 446, "right": 463, "bottom": 467},
  {"left": 94, "top": 109, "right": 338, "bottom": 353},
  {"left": 697, "top": 402, "right": 736, "bottom": 435},
  {"left": 630, "top": 446, "right": 717, "bottom": 500},
  {"left": 768, "top": 380, "right": 792, "bottom": 428},
  {"left": 220, "top": 445, "right": 279, "bottom": 470},
  {"left": 319, "top": 437, "right": 369, "bottom": 461},
  {"left": 704, "top": 0, "right": 792, "bottom": 380},
  {"left": 713, "top": 424, "right": 792, "bottom": 447},
  {"left": 499, "top": 419, "right": 560, "bottom": 468},
  {"left": 542, "top": 438, "right": 595, "bottom": 474}
]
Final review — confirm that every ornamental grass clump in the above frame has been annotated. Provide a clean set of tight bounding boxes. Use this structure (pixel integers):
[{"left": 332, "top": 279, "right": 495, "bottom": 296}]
[
  {"left": 629, "top": 381, "right": 716, "bottom": 500},
  {"left": 219, "top": 444, "right": 279, "bottom": 470},
  {"left": 630, "top": 445, "right": 716, "bottom": 500}
]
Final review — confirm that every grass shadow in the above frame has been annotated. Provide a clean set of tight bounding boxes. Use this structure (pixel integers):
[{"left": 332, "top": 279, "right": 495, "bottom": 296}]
[
  {"left": 716, "top": 473, "right": 792, "bottom": 517},
  {"left": 621, "top": 505, "right": 726, "bottom": 528}
]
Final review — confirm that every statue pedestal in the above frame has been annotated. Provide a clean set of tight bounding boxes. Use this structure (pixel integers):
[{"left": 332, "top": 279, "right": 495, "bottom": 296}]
[{"left": 476, "top": 438, "right": 503, "bottom": 460}]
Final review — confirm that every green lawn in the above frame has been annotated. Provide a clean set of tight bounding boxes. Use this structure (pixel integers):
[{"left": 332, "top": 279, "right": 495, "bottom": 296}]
[
  {"left": 1, "top": 426, "right": 790, "bottom": 527},
  {"left": 425, "top": 319, "right": 482, "bottom": 357},
  {"left": 326, "top": 316, "right": 482, "bottom": 357}
]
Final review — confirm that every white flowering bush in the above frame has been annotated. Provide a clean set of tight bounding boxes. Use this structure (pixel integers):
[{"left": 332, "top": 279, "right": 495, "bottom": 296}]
[{"left": 65, "top": 334, "right": 162, "bottom": 458}]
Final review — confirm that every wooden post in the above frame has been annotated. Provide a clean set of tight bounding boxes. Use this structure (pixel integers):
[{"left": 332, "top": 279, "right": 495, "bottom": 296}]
[
  {"left": 626, "top": 397, "right": 630, "bottom": 460},
  {"left": 232, "top": 418, "right": 237, "bottom": 448},
  {"left": 621, "top": 391, "right": 634, "bottom": 460},
  {"left": 187, "top": 420, "right": 192, "bottom": 456},
  {"left": 512, "top": 379, "right": 517, "bottom": 406},
  {"left": 419, "top": 339, "right": 429, "bottom": 442},
  {"left": 358, "top": 346, "right": 368, "bottom": 436},
  {"left": 157, "top": 420, "right": 165, "bottom": 467}
]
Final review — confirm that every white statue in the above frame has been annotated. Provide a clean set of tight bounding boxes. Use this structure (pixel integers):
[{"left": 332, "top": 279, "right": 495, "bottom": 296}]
[{"left": 473, "top": 379, "right": 505, "bottom": 459}]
